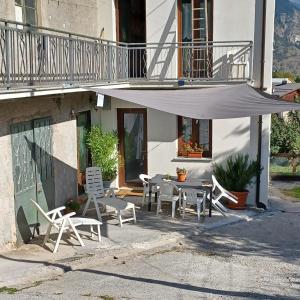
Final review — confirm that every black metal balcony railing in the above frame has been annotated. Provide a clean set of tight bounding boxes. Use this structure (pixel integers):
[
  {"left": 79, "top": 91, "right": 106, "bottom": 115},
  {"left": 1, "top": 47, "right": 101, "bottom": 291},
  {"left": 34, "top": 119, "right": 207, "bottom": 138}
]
[{"left": 0, "top": 19, "right": 253, "bottom": 89}]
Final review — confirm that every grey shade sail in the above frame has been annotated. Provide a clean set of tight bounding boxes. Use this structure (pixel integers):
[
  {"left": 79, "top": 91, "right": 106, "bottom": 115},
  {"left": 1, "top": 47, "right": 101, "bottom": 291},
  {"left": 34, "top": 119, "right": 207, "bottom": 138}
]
[{"left": 88, "top": 84, "right": 300, "bottom": 119}]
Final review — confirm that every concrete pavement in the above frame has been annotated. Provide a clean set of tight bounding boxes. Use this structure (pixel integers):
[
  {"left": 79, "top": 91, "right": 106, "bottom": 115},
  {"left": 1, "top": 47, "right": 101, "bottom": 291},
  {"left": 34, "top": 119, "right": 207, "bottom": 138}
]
[{"left": 0, "top": 192, "right": 299, "bottom": 299}]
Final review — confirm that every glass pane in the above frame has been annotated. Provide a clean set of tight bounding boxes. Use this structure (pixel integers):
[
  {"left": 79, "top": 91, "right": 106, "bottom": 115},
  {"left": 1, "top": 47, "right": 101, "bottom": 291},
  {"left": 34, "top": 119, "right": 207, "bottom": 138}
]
[
  {"left": 15, "top": 5, "right": 23, "bottom": 24},
  {"left": 182, "top": 117, "right": 192, "bottom": 143},
  {"left": 124, "top": 113, "right": 144, "bottom": 182},
  {"left": 15, "top": 0, "right": 22, "bottom": 6},
  {"left": 199, "top": 119, "right": 210, "bottom": 151},
  {"left": 25, "top": 7, "right": 36, "bottom": 25},
  {"left": 25, "top": 0, "right": 35, "bottom": 8},
  {"left": 182, "top": 0, "right": 192, "bottom": 42},
  {"left": 178, "top": 117, "right": 192, "bottom": 155}
]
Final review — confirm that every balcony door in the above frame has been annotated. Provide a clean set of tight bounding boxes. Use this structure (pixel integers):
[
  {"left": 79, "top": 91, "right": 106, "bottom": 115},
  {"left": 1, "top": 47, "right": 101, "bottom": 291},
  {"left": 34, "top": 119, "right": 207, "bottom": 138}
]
[
  {"left": 178, "top": 0, "right": 213, "bottom": 79},
  {"left": 116, "top": 0, "right": 146, "bottom": 78},
  {"left": 117, "top": 109, "right": 147, "bottom": 187},
  {"left": 76, "top": 111, "right": 91, "bottom": 194}
]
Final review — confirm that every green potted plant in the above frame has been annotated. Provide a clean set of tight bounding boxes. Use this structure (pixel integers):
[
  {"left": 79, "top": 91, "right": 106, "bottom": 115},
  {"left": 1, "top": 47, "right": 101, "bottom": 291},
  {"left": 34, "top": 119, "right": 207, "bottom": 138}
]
[
  {"left": 213, "top": 154, "right": 262, "bottom": 209},
  {"left": 86, "top": 126, "right": 119, "bottom": 188},
  {"left": 176, "top": 167, "right": 187, "bottom": 182}
]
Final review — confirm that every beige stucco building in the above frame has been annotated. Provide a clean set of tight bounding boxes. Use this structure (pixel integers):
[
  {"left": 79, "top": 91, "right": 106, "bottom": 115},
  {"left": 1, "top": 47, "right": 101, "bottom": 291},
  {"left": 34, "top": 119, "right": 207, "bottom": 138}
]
[{"left": 0, "top": 0, "right": 275, "bottom": 250}]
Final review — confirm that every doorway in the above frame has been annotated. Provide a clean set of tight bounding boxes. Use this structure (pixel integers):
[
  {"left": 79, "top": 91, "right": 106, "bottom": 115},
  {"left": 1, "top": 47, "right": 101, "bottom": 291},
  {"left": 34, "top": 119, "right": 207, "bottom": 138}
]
[
  {"left": 117, "top": 109, "right": 148, "bottom": 187},
  {"left": 76, "top": 111, "right": 91, "bottom": 195},
  {"left": 116, "top": 0, "right": 146, "bottom": 78},
  {"left": 11, "top": 117, "right": 54, "bottom": 245}
]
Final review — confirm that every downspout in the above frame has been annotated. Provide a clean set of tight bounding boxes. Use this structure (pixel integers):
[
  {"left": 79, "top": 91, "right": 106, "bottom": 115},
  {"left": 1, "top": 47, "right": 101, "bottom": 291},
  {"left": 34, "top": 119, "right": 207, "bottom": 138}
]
[{"left": 256, "top": 0, "right": 267, "bottom": 207}]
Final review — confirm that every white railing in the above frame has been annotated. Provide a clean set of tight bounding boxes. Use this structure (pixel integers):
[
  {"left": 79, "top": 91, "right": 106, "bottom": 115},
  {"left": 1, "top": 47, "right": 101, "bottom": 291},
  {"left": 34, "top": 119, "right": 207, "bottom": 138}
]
[{"left": 0, "top": 19, "right": 253, "bottom": 89}]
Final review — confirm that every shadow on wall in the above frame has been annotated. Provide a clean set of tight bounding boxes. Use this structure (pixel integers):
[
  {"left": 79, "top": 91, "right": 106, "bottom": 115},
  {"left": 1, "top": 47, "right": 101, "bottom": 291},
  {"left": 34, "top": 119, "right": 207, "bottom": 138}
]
[
  {"left": 147, "top": 1, "right": 176, "bottom": 80},
  {"left": 212, "top": 46, "right": 251, "bottom": 81}
]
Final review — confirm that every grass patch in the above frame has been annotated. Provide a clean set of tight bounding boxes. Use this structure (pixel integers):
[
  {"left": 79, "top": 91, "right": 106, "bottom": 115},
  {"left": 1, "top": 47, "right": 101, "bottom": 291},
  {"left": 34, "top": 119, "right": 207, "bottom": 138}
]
[
  {"left": 281, "top": 187, "right": 300, "bottom": 200},
  {"left": 270, "top": 164, "right": 300, "bottom": 176},
  {"left": 0, "top": 286, "right": 18, "bottom": 294}
]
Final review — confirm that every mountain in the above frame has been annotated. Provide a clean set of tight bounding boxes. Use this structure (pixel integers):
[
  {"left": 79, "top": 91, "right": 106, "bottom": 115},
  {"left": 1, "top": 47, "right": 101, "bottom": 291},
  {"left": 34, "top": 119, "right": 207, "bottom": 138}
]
[
  {"left": 274, "top": 0, "right": 300, "bottom": 74},
  {"left": 289, "top": 0, "right": 300, "bottom": 9}
]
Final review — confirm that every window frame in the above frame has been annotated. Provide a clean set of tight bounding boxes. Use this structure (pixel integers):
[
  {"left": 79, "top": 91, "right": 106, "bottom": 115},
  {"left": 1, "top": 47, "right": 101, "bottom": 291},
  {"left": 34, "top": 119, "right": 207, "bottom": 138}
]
[
  {"left": 15, "top": 0, "right": 37, "bottom": 26},
  {"left": 177, "top": 0, "right": 213, "bottom": 78},
  {"left": 177, "top": 116, "right": 212, "bottom": 158}
]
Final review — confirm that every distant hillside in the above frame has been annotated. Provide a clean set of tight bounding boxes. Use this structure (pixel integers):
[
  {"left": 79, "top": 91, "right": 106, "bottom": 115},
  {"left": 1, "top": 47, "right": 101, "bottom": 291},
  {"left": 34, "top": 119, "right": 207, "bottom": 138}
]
[{"left": 274, "top": 0, "right": 300, "bottom": 74}]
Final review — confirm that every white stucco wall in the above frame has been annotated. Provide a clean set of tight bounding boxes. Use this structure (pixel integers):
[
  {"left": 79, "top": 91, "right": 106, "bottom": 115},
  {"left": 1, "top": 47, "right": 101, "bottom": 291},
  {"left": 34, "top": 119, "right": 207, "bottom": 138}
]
[
  {"left": 100, "top": 97, "right": 255, "bottom": 201},
  {"left": 146, "top": 0, "right": 177, "bottom": 79}
]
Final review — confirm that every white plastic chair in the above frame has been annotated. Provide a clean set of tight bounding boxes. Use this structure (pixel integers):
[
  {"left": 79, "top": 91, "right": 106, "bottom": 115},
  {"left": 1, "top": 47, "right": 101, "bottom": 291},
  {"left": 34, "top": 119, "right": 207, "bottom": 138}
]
[
  {"left": 82, "top": 167, "right": 136, "bottom": 227},
  {"left": 182, "top": 189, "right": 206, "bottom": 221},
  {"left": 209, "top": 175, "right": 238, "bottom": 215},
  {"left": 31, "top": 200, "right": 85, "bottom": 253},
  {"left": 156, "top": 181, "right": 181, "bottom": 218},
  {"left": 139, "top": 174, "right": 157, "bottom": 206}
]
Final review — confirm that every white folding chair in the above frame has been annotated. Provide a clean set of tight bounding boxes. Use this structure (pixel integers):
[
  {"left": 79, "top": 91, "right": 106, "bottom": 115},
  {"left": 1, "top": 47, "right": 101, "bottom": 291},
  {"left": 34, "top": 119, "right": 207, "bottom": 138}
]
[
  {"left": 31, "top": 200, "right": 85, "bottom": 253},
  {"left": 209, "top": 175, "right": 238, "bottom": 216},
  {"left": 156, "top": 181, "right": 181, "bottom": 219},
  {"left": 182, "top": 189, "right": 206, "bottom": 221},
  {"left": 82, "top": 167, "right": 136, "bottom": 227},
  {"left": 139, "top": 174, "right": 157, "bottom": 207}
]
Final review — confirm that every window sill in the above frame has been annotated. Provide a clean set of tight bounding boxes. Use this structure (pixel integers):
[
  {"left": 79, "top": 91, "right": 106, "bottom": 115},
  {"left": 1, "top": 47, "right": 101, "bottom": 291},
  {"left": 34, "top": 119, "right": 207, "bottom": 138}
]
[{"left": 172, "top": 157, "right": 212, "bottom": 163}]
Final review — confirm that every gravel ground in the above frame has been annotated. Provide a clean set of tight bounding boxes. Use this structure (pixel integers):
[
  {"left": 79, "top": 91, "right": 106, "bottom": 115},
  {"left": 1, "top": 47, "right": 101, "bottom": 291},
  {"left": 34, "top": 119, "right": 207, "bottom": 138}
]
[{"left": 1, "top": 194, "right": 300, "bottom": 299}]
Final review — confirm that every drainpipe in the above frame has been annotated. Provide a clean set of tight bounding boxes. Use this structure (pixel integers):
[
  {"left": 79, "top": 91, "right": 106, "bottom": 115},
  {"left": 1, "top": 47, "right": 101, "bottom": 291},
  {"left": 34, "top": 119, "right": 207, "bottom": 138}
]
[{"left": 256, "top": 0, "right": 267, "bottom": 207}]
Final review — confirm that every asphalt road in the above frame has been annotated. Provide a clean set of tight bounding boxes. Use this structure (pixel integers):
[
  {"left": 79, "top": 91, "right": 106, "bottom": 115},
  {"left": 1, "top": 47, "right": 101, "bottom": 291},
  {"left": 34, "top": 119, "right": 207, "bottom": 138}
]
[{"left": 1, "top": 197, "right": 300, "bottom": 300}]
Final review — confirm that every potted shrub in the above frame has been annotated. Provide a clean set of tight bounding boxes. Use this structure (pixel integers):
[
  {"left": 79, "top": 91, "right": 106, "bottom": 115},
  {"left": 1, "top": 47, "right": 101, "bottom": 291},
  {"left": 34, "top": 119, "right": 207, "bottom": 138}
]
[
  {"left": 185, "top": 142, "right": 203, "bottom": 158},
  {"left": 86, "top": 126, "right": 119, "bottom": 188},
  {"left": 213, "top": 154, "right": 262, "bottom": 209},
  {"left": 65, "top": 199, "right": 81, "bottom": 214},
  {"left": 176, "top": 167, "right": 187, "bottom": 182}
]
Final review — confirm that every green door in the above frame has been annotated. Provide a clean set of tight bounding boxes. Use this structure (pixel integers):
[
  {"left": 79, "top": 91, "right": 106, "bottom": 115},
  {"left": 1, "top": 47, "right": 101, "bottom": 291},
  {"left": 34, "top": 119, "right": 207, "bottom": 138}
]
[
  {"left": 76, "top": 111, "right": 91, "bottom": 194},
  {"left": 11, "top": 117, "right": 54, "bottom": 244},
  {"left": 33, "top": 118, "right": 54, "bottom": 231}
]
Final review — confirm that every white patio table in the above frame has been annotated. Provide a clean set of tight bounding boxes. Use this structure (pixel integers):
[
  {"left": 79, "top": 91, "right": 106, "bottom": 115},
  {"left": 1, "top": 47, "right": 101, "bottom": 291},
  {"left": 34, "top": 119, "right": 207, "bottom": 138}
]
[{"left": 147, "top": 174, "right": 213, "bottom": 217}]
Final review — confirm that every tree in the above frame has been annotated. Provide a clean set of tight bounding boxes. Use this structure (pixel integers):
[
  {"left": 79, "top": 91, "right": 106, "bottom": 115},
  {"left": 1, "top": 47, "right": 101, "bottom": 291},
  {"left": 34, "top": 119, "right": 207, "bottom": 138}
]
[
  {"left": 272, "top": 71, "right": 296, "bottom": 82},
  {"left": 271, "top": 114, "right": 300, "bottom": 174}
]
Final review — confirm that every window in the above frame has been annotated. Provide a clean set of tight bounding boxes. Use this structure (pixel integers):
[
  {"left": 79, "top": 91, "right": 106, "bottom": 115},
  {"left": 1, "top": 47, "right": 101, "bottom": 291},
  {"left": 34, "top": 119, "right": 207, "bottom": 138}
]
[
  {"left": 178, "top": 116, "right": 212, "bottom": 158},
  {"left": 15, "top": 0, "right": 37, "bottom": 26}
]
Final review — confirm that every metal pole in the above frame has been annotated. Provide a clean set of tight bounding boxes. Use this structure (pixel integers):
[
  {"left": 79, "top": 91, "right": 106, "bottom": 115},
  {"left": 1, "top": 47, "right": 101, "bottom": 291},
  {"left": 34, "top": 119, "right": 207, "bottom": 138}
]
[
  {"left": 4, "top": 22, "right": 11, "bottom": 88},
  {"left": 69, "top": 34, "right": 74, "bottom": 83},
  {"left": 256, "top": 0, "right": 267, "bottom": 207}
]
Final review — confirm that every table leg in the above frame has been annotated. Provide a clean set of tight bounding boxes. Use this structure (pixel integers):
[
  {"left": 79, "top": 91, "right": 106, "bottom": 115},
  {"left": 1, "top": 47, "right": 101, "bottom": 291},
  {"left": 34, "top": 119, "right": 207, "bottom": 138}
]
[
  {"left": 148, "top": 190, "right": 152, "bottom": 211},
  {"left": 209, "top": 187, "right": 212, "bottom": 217}
]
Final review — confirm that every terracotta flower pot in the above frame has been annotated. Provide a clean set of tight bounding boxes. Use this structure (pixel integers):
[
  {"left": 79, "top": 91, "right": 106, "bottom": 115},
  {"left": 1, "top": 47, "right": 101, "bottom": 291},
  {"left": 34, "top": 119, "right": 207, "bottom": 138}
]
[
  {"left": 227, "top": 191, "right": 249, "bottom": 210},
  {"left": 187, "top": 152, "right": 203, "bottom": 158},
  {"left": 177, "top": 173, "right": 187, "bottom": 182}
]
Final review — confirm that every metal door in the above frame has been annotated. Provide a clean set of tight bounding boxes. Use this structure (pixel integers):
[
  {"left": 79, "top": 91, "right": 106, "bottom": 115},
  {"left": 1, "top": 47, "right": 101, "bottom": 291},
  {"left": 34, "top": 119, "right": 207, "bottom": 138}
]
[
  {"left": 11, "top": 117, "right": 54, "bottom": 244},
  {"left": 33, "top": 118, "right": 54, "bottom": 228},
  {"left": 11, "top": 121, "right": 37, "bottom": 245}
]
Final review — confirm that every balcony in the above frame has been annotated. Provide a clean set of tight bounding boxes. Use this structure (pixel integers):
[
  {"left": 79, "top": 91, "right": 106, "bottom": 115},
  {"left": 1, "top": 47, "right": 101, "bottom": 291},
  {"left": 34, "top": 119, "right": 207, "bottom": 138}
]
[{"left": 0, "top": 20, "right": 253, "bottom": 90}]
